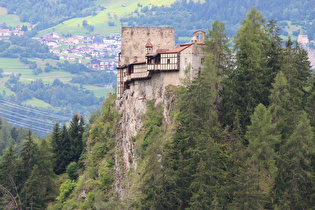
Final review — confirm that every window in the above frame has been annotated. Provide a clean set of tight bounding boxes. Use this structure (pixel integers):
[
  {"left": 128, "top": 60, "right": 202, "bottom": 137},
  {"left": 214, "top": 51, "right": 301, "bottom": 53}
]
[
  {"left": 185, "top": 58, "right": 187, "bottom": 64},
  {"left": 167, "top": 59, "right": 170, "bottom": 64}
]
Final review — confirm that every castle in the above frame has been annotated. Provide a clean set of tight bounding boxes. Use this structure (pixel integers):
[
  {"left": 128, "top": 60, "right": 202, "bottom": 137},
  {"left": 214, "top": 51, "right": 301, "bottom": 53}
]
[{"left": 117, "top": 27, "right": 207, "bottom": 97}]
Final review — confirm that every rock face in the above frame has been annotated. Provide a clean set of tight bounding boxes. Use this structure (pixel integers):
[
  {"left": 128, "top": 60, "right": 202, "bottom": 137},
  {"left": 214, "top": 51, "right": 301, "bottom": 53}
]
[{"left": 114, "top": 72, "right": 177, "bottom": 199}]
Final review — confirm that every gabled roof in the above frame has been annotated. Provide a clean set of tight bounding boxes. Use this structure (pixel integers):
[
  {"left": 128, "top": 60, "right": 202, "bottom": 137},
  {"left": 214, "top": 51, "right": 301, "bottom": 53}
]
[
  {"left": 133, "top": 59, "right": 146, "bottom": 64},
  {"left": 156, "top": 49, "right": 169, "bottom": 53},
  {"left": 163, "top": 43, "right": 192, "bottom": 53}
]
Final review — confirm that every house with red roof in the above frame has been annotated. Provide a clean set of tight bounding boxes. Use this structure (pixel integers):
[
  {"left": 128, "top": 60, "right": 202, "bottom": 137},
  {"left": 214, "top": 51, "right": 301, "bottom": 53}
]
[{"left": 117, "top": 27, "right": 206, "bottom": 97}]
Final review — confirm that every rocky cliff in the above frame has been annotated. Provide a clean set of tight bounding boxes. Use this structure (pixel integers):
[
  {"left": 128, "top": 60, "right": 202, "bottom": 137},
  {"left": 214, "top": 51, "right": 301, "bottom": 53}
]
[{"left": 114, "top": 72, "right": 178, "bottom": 200}]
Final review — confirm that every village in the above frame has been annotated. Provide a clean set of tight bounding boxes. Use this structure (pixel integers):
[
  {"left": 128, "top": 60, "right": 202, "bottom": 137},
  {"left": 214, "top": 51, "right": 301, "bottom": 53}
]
[
  {"left": 36, "top": 32, "right": 121, "bottom": 71},
  {"left": 0, "top": 25, "right": 121, "bottom": 72}
]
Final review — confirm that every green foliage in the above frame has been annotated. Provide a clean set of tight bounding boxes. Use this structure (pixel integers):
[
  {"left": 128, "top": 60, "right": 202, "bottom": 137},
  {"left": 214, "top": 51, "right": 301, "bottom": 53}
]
[
  {"left": 56, "top": 179, "right": 77, "bottom": 203},
  {"left": 272, "top": 111, "right": 315, "bottom": 209},
  {"left": 222, "top": 7, "right": 274, "bottom": 132},
  {"left": 5, "top": 78, "right": 102, "bottom": 107},
  {"left": 71, "top": 71, "right": 117, "bottom": 86},
  {"left": 51, "top": 94, "right": 119, "bottom": 209},
  {"left": 245, "top": 104, "right": 279, "bottom": 201},
  {"left": 8, "top": 6, "right": 311, "bottom": 210},
  {"left": 125, "top": 0, "right": 312, "bottom": 40},
  {"left": 22, "top": 165, "right": 45, "bottom": 209},
  {"left": 66, "top": 162, "right": 78, "bottom": 180},
  {"left": 0, "top": 36, "right": 58, "bottom": 60},
  {"left": 1, "top": 0, "right": 97, "bottom": 29},
  {"left": 140, "top": 100, "right": 163, "bottom": 153},
  {"left": 69, "top": 114, "right": 84, "bottom": 163}
]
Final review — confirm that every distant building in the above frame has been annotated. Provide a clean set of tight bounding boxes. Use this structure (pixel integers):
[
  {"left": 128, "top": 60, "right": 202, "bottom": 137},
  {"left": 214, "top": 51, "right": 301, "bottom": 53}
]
[{"left": 117, "top": 27, "right": 207, "bottom": 97}]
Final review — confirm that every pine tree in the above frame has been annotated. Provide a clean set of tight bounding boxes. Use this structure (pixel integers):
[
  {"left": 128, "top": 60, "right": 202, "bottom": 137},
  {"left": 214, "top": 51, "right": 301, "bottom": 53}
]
[
  {"left": 158, "top": 21, "right": 230, "bottom": 209},
  {"left": 226, "top": 114, "right": 260, "bottom": 209},
  {"left": 19, "top": 130, "right": 39, "bottom": 182},
  {"left": 68, "top": 114, "right": 84, "bottom": 162},
  {"left": 245, "top": 104, "right": 279, "bottom": 200},
  {"left": 221, "top": 7, "right": 274, "bottom": 132},
  {"left": 0, "top": 145, "right": 21, "bottom": 209},
  {"left": 51, "top": 122, "right": 62, "bottom": 174},
  {"left": 265, "top": 18, "right": 283, "bottom": 82},
  {"left": 306, "top": 77, "right": 315, "bottom": 127},
  {"left": 22, "top": 165, "right": 45, "bottom": 210},
  {"left": 268, "top": 71, "right": 294, "bottom": 140},
  {"left": 59, "top": 124, "right": 72, "bottom": 173},
  {"left": 280, "top": 38, "right": 312, "bottom": 111},
  {"left": 37, "top": 139, "right": 57, "bottom": 203},
  {"left": 273, "top": 111, "right": 314, "bottom": 209}
]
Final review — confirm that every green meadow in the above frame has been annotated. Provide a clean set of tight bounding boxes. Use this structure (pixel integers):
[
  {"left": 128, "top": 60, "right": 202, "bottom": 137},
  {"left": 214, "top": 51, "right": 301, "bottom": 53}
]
[
  {"left": 37, "top": 0, "right": 176, "bottom": 37},
  {"left": 0, "top": 6, "right": 27, "bottom": 26},
  {"left": 84, "top": 85, "right": 114, "bottom": 98},
  {"left": 0, "top": 57, "right": 113, "bottom": 100},
  {"left": 22, "top": 97, "right": 52, "bottom": 108}
]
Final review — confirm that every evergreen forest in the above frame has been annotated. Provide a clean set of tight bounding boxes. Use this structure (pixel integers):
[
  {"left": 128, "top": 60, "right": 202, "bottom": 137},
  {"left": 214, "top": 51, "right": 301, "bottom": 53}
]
[
  {"left": 125, "top": 0, "right": 315, "bottom": 42},
  {"left": 0, "top": 7, "right": 314, "bottom": 209}
]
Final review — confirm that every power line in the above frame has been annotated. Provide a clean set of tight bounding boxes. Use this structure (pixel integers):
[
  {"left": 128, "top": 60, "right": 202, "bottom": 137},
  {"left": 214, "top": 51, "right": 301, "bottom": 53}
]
[
  {"left": 0, "top": 111, "right": 53, "bottom": 130},
  {"left": 0, "top": 99, "right": 70, "bottom": 120},
  {"left": 6, "top": 119, "right": 51, "bottom": 133},
  {"left": 0, "top": 108, "right": 55, "bottom": 126}
]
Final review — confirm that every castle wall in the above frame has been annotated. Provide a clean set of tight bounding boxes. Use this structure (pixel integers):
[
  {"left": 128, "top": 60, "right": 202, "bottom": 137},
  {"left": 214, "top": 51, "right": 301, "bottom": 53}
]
[
  {"left": 161, "top": 44, "right": 207, "bottom": 85},
  {"left": 120, "top": 27, "right": 175, "bottom": 65}
]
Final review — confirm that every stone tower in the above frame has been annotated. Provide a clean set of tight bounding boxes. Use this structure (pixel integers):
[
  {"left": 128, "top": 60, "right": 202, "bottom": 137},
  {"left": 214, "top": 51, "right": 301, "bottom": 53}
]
[{"left": 120, "top": 27, "right": 175, "bottom": 65}]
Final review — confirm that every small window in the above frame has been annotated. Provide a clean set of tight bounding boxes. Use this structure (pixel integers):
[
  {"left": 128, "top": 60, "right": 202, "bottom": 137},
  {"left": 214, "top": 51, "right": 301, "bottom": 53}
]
[
  {"left": 167, "top": 59, "right": 170, "bottom": 64},
  {"left": 185, "top": 58, "right": 187, "bottom": 64},
  {"left": 201, "top": 58, "right": 204, "bottom": 64}
]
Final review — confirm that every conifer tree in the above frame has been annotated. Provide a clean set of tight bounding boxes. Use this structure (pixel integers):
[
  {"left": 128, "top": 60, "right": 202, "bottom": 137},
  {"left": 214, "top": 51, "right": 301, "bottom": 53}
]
[
  {"left": 268, "top": 71, "right": 294, "bottom": 140},
  {"left": 69, "top": 114, "right": 84, "bottom": 162},
  {"left": 59, "top": 124, "right": 72, "bottom": 173},
  {"left": 245, "top": 104, "right": 279, "bottom": 199},
  {"left": 280, "top": 38, "right": 312, "bottom": 111},
  {"left": 306, "top": 77, "right": 315, "bottom": 127},
  {"left": 265, "top": 18, "right": 283, "bottom": 77},
  {"left": 273, "top": 111, "right": 314, "bottom": 209},
  {"left": 226, "top": 113, "right": 260, "bottom": 209},
  {"left": 221, "top": 7, "right": 273, "bottom": 131},
  {"left": 22, "top": 165, "right": 45, "bottom": 210},
  {"left": 19, "top": 130, "right": 39, "bottom": 182},
  {"left": 0, "top": 145, "right": 21, "bottom": 209},
  {"left": 51, "top": 122, "right": 62, "bottom": 174},
  {"left": 37, "top": 139, "right": 57, "bottom": 203},
  {"left": 160, "top": 21, "right": 230, "bottom": 209}
]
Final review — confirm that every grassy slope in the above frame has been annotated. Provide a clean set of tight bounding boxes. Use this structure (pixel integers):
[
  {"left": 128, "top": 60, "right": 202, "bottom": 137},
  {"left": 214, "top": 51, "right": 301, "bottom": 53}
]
[
  {"left": 37, "top": 0, "right": 176, "bottom": 37},
  {"left": 0, "top": 6, "right": 28, "bottom": 26},
  {"left": 0, "top": 58, "right": 113, "bottom": 100},
  {"left": 22, "top": 97, "right": 52, "bottom": 108}
]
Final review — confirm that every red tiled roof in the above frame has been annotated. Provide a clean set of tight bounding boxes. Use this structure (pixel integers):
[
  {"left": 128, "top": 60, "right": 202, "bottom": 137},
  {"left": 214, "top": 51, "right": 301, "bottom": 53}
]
[
  {"left": 133, "top": 59, "right": 146, "bottom": 64},
  {"left": 180, "top": 43, "right": 192, "bottom": 46},
  {"left": 163, "top": 44, "right": 192, "bottom": 53},
  {"left": 156, "top": 49, "right": 169, "bottom": 53},
  {"left": 145, "top": 42, "right": 153, "bottom": 47}
]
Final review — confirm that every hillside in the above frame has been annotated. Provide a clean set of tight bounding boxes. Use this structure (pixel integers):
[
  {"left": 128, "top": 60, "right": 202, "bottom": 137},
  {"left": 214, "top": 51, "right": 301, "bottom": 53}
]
[
  {"left": 0, "top": 35, "right": 116, "bottom": 135},
  {"left": 44, "top": 8, "right": 314, "bottom": 209},
  {"left": 36, "top": 0, "right": 177, "bottom": 37},
  {"left": 122, "top": 0, "right": 315, "bottom": 43},
  {"left": 0, "top": 4, "right": 314, "bottom": 210}
]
